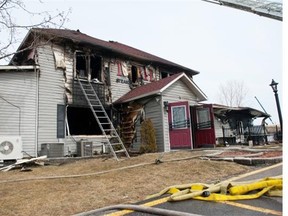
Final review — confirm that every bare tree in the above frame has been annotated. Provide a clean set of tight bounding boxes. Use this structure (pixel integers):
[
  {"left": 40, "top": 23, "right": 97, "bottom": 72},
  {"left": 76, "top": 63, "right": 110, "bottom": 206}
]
[
  {"left": 218, "top": 80, "right": 248, "bottom": 107},
  {"left": 0, "top": 0, "right": 70, "bottom": 62}
]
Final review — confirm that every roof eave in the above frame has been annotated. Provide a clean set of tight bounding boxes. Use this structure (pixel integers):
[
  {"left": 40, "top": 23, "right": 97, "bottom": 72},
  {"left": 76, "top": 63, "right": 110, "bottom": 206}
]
[
  {"left": 115, "top": 90, "right": 161, "bottom": 104},
  {"left": 160, "top": 73, "right": 207, "bottom": 101}
]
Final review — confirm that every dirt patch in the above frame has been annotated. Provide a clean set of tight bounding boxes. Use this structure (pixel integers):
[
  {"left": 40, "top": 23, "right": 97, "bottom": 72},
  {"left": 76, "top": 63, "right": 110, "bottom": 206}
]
[
  {"left": 0, "top": 150, "right": 267, "bottom": 215},
  {"left": 218, "top": 150, "right": 282, "bottom": 158},
  {"left": 254, "top": 151, "right": 282, "bottom": 158}
]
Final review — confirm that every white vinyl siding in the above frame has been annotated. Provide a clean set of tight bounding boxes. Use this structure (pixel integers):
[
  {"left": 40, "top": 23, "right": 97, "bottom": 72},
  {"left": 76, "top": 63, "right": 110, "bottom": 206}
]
[
  {"left": 0, "top": 70, "right": 37, "bottom": 156},
  {"left": 162, "top": 80, "right": 198, "bottom": 151},
  {"left": 109, "top": 62, "right": 131, "bottom": 102},
  {"left": 132, "top": 79, "right": 200, "bottom": 152},
  {"left": 37, "top": 45, "right": 66, "bottom": 151}
]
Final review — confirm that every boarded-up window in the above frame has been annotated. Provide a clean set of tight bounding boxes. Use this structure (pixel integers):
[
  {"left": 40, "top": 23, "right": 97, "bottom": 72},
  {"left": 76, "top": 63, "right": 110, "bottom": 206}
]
[{"left": 57, "top": 104, "right": 66, "bottom": 138}]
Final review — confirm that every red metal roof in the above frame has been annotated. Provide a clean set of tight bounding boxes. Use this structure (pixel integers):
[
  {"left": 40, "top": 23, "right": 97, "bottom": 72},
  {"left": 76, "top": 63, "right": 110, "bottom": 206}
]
[{"left": 27, "top": 28, "right": 199, "bottom": 75}]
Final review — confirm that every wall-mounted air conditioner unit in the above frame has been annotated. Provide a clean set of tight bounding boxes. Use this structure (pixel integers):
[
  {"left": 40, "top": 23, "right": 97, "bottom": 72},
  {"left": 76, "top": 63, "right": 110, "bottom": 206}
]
[
  {"left": 40, "top": 143, "right": 64, "bottom": 158},
  {"left": 77, "top": 140, "right": 93, "bottom": 157},
  {"left": 0, "top": 136, "right": 23, "bottom": 160}
]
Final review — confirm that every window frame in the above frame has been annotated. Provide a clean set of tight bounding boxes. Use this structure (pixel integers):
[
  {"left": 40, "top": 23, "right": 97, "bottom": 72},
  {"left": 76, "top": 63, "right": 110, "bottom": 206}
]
[{"left": 171, "top": 105, "right": 188, "bottom": 129}]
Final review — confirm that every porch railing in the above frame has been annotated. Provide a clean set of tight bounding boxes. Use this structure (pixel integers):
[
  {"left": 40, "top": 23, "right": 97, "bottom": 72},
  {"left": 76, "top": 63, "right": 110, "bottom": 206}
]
[
  {"left": 71, "top": 80, "right": 106, "bottom": 107},
  {"left": 169, "top": 119, "right": 190, "bottom": 129}
]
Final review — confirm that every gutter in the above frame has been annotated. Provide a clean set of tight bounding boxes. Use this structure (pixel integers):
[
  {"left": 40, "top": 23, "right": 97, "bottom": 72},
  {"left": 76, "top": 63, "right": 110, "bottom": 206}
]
[
  {"left": 35, "top": 65, "right": 40, "bottom": 157},
  {"left": 0, "top": 65, "right": 40, "bottom": 71}
]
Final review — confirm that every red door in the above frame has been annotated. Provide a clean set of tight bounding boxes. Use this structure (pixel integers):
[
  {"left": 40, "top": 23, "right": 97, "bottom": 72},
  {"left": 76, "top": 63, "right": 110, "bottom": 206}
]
[
  {"left": 191, "top": 104, "right": 216, "bottom": 148},
  {"left": 168, "top": 101, "right": 192, "bottom": 149}
]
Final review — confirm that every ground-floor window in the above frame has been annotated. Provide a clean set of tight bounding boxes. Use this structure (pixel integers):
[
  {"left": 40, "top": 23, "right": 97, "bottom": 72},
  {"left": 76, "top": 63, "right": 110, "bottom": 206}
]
[{"left": 67, "top": 106, "right": 110, "bottom": 135}]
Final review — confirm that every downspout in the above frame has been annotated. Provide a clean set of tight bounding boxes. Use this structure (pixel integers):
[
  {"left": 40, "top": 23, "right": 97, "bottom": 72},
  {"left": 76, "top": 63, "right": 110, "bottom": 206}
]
[
  {"left": 160, "top": 95, "right": 167, "bottom": 152},
  {"left": 35, "top": 65, "right": 39, "bottom": 156}
]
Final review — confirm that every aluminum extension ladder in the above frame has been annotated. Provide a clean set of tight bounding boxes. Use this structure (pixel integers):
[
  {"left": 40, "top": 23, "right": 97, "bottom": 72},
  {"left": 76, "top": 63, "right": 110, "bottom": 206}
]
[{"left": 77, "top": 77, "right": 130, "bottom": 160}]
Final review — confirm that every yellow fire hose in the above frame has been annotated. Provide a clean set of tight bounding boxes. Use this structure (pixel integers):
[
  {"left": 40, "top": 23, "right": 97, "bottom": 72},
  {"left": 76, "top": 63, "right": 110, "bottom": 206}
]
[{"left": 146, "top": 176, "right": 282, "bottom": 202}]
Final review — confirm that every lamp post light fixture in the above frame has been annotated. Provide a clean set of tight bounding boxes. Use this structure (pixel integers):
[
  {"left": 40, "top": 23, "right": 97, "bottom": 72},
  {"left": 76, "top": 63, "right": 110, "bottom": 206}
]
[{"left": 269, "top": 79, "right": 282, "bottom": 133}]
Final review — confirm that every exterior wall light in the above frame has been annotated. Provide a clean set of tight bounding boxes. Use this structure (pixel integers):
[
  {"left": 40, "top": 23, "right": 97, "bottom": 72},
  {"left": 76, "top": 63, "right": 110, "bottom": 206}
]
[{"left": 163, "top": 101, "right": 169, "bottom": 112}]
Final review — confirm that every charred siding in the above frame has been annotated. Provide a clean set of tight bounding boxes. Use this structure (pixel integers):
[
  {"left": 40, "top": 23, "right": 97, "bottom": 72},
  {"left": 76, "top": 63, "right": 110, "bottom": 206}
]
[{"left": 132, "top": 98, "right": 164, "bottom": 152}]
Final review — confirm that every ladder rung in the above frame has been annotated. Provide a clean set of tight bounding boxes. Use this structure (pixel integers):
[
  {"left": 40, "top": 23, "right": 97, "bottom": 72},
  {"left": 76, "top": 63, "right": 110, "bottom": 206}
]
[
  {"left": 122, "top": 131, "right": 134, "bottom": 134},
  {"left": 77, "top": 77, "right": 130, "bottom": 160},
  {"left": 122, "top": 121, "right": 133, "bottom": 124},
  {"left": 110, "top": 142, "right": 122, "bottom": 145},
  {"left": 115, "top": 149, "right": 126, "bottom": 153}
]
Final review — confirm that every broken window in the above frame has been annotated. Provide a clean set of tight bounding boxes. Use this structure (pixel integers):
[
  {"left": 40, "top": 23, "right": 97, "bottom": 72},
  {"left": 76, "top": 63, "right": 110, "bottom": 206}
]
[
  {"left": 67, "top": 106, "right": 111, "bottom": 135},
  {"left": 131, "top": 65, "right": 138, "bottom": 83},
  {"left": 76, "top": 52, "right": 87, "bottom": 78},
  {"left": 75, "top": 52, "right": 102, "bottom": 82},
  {"left": 161, "top": 72, "right": 169, "bottom": 79},
  {"left": 90, "top": 55, "right": 102, "bottom": 81}
]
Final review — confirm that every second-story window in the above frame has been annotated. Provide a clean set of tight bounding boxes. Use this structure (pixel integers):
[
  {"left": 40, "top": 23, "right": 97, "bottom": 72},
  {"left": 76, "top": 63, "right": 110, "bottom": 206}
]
[
  {"left": 76, "top": 52, "right": 87, "bottom": 78},
  {"left": 161, "top": 72, "right": 169, "bottom": 79},
  {"left": 131, "top": 65, "right": 138, "bottom": 83},
  {"left": 75, "top": 52, "right": 102, "bottom": 82}
]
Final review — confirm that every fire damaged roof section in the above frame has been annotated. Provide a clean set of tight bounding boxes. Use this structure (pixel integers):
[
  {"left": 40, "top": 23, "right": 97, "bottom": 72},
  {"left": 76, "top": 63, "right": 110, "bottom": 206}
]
[
  {"left": 212, "top": 103, "right": 270, "bottom": 119},
  {"left": 115, "top": 72, "right": 207, "bottom": 104},
  {"left": 12, "top": 28, "right": 199, "bottom": 75}
]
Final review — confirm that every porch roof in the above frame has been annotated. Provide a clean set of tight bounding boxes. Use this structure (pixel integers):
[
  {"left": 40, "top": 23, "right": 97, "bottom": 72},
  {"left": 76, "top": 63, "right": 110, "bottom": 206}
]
[
  {"left": 114, "top": 72, "right": 207, "bottom": 104},
  {"left": 211, "top": 103, "right": 270, "bottom": 119}
]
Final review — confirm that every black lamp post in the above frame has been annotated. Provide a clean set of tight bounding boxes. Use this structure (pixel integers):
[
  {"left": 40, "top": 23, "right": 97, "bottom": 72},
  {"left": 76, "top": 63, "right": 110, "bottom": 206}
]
[{"left": 269, "top": 79, "right": 282, "bottom": 133}]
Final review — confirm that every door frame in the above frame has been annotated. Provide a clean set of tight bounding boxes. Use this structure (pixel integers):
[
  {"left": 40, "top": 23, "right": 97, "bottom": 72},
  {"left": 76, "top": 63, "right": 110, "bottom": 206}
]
[
  {"left": 168, "top": 101, "right": 193, "bottom": 149},
  {"left": 191, "top": 104, "right": 216, "bottom": 148}
]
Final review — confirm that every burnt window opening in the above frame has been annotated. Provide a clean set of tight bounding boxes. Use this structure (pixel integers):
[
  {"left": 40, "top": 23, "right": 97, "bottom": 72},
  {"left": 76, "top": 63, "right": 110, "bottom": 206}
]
[
  {"left": 161, "top": 72, "right": 169, "bottom": 79},
  {"left": 76, "top": 53, "right": 88, "bottom": 78},
  {"left": 75, "top": 52, "right": 102, "bottom": 82},
  {"left": 131, "top": 65, "right": 138, "bottom": 83},
  {"left": 90, "top": 55, "right": 102, "bottom": 81},
  {"left": 67, "top": 106, "right": 111, "bottom": 135}
]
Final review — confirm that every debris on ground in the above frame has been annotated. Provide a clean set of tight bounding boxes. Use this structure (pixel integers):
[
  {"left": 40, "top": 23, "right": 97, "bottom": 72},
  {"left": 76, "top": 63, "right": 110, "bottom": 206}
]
[{"left": 0, "top": 155, "right": 47, "bottom": 172}]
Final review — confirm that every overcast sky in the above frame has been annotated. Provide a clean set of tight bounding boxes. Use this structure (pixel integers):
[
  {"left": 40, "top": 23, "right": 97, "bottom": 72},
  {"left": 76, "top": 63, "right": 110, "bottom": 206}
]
[{"left": 9, "top": 0, "right": 284, "bottom": 125}]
